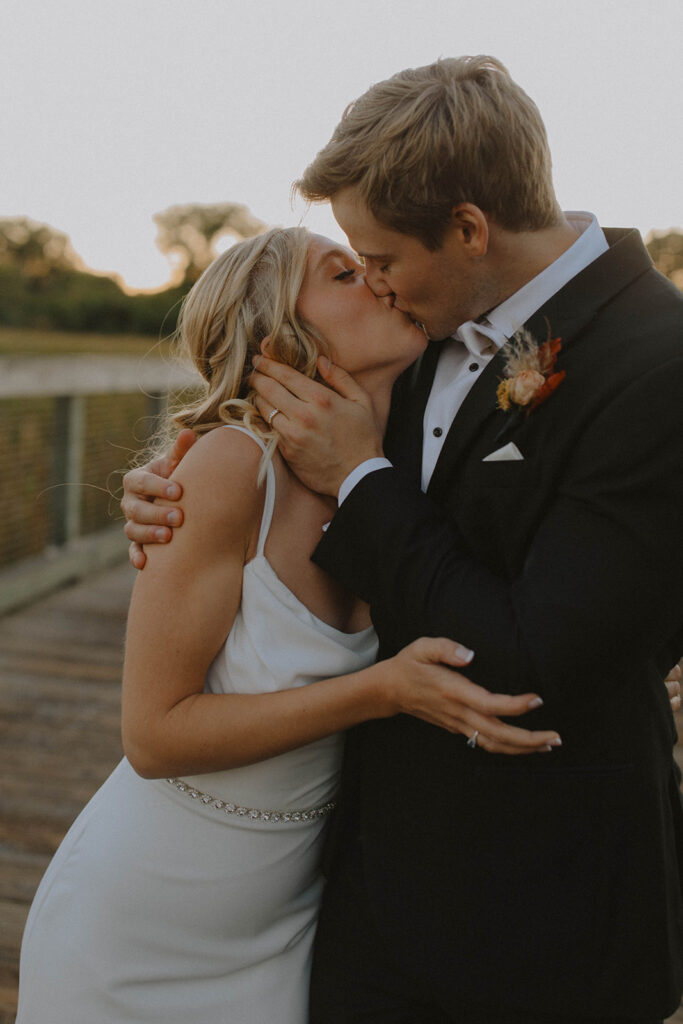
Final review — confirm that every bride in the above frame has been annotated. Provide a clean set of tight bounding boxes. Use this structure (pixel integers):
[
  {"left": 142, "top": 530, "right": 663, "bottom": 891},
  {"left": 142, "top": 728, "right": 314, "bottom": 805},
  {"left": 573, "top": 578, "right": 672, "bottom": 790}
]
[{"left": 17, "top": 227, "right": 561, "bottom": 1024}]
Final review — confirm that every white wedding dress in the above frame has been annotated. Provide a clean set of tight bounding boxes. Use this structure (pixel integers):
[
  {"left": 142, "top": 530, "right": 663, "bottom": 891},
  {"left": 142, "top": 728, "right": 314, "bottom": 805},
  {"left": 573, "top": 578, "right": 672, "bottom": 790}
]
[{"left": 17, "top": 426, "right": 378, "bottom": 1024}]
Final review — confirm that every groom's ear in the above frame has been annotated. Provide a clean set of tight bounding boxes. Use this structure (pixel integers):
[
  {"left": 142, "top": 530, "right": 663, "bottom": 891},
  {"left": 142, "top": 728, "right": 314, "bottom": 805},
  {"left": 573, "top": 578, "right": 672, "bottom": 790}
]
[{"left": 450, "top": 204, "right": 489, "bottom": 256}]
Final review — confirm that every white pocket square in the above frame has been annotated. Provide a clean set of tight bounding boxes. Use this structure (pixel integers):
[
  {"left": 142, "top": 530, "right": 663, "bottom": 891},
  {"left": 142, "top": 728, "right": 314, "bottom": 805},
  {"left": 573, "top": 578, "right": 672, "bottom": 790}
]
[{"left": 482, "top": 441, "right": 524, "bottom": 462}]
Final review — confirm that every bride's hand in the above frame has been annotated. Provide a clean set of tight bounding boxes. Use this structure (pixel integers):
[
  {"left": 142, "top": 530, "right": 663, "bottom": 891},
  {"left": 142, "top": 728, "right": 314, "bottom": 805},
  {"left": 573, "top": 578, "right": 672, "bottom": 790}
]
[
  {"left": 379, "top": 637, "right": 561, "bottom": 755},
  {"left": 666, "top": 663, "right": 681, "bottom": 713}
]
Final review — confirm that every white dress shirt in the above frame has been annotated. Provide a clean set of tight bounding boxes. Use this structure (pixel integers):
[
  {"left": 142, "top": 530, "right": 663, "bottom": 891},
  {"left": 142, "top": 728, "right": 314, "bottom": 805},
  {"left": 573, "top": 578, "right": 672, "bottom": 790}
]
[{"left": 338, "top": 212, "right": 608, "bottom": 504}]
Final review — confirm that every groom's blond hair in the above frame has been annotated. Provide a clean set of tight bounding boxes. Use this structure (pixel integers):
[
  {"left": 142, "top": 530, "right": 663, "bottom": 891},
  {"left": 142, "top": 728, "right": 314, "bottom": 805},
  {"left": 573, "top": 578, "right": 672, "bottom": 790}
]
[{"left": 296, "top": 56, "right": 561, "bottom": 249}]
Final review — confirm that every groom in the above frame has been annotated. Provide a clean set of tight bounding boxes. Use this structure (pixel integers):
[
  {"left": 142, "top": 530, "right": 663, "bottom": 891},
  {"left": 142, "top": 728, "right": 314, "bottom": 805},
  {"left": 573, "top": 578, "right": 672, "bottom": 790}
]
[
  {"left": 124, "top": 58, "right": 683, "bottom": 1021},
  {"left": 250, "top": 56, "right": 683, "bottom": 1023}
]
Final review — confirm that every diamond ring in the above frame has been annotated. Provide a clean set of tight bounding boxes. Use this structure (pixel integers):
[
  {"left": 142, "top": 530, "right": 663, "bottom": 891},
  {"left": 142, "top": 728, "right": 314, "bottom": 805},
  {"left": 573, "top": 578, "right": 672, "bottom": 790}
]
[{"left": 466, "top": 730, "right": 479, "bottom": 749}]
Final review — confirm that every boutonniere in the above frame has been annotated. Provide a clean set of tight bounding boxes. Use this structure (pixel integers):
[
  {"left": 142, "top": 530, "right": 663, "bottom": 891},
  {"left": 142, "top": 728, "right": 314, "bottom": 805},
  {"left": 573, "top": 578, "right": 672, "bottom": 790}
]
[{"left": 496, "top": 324, "right": 565, "bottom": 418}]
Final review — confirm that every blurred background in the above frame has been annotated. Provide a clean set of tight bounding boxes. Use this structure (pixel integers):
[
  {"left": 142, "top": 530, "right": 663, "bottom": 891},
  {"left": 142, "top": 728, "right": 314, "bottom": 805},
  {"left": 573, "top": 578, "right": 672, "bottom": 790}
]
[
  {"left": 1, "top": 0, "right": 682, "bottom": 599},
  {"left": 1, "top": 2, "right": 683, "bottom": 1019}
]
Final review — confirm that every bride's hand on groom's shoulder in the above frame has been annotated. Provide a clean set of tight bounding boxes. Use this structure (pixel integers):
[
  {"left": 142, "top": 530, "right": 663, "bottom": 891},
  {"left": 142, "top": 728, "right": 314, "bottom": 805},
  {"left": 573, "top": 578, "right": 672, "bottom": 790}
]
[
  {"left": 666, "top": 664, "right": 681, "bottom": 713},
  {"left": 380, "top": 637, "right": 562, "bottom": 756},
  {"left": 121, "top": 429, "right": 198, "bottom": 569}
]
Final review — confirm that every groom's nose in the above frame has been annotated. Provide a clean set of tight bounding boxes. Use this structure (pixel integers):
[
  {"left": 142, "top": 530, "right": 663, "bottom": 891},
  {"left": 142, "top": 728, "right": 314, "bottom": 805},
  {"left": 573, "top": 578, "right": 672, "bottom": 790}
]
[{"left": 363, "top": 265, "right": 392, "bottom": 298}]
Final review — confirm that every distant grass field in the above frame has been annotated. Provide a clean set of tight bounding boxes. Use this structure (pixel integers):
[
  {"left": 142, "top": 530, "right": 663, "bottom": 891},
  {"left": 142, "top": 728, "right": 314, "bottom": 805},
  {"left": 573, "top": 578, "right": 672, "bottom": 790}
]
[{"left": 0, "top": 325, "right": 175, "bottom": 358}]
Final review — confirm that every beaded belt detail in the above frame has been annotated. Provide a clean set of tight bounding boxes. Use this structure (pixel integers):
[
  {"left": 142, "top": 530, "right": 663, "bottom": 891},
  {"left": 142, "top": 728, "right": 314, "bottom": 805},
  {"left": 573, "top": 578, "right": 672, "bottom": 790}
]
[{"left": 166, "top": 778, "right": 336, "bottom": 823}]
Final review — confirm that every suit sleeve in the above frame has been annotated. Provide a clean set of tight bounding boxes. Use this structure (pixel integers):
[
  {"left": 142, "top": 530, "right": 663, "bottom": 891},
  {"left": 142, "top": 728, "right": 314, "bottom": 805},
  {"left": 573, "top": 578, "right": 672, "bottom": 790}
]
[{"left": 314, "top": 357, "right": 683, "bottom": 705}]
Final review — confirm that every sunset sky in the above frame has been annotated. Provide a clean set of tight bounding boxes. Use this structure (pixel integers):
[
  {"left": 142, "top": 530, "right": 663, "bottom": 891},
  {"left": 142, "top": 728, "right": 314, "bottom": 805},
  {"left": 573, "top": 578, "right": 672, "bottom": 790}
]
[{"left": 3, "top": 0, "right": 682, "bottom": 291}]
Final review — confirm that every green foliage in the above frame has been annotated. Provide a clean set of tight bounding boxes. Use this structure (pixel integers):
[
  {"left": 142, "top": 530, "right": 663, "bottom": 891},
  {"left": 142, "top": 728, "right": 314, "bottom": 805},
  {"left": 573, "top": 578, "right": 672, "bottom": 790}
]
[
  {"left": 0, "top": 216, "right": 80, "bottom": 277},
  {"left": 0, "top": 203, "right": 267, "bottom": 337},
  {"left": 646, "top": 230, "right": 683, "bottom": 291},
  {"left": 153, "top": 202, "right": 266, "bottom": 285},
  {"left": 0, "top": 325, "right": 171, "bottom": 356},
  {"left": 0, "top": 263, "right": 187, "bottom": 335}
]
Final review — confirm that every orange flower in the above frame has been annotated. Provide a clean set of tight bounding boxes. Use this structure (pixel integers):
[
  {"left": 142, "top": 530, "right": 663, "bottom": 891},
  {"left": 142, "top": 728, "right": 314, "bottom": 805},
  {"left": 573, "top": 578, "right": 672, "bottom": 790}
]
[
  {"left": 528, "top": 369, "right": 566, "bottom": 412},
  {"left": 497, "top": 325, "right": 564, "bottom": 415},
  {"left": 507, "top": 369, "right": 546, "bottom": 406}
]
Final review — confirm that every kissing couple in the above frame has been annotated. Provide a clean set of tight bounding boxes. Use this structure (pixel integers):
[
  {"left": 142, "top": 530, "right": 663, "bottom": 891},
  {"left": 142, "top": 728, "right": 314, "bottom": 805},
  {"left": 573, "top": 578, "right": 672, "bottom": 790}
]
[{"left": 19, "top": 56, "right": 683, "bottom": 1024}]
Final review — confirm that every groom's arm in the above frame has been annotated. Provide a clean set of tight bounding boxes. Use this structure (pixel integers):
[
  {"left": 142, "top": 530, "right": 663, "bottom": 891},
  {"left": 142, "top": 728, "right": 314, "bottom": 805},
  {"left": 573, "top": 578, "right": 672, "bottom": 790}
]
[{"left": 314, "top": 357, "right": 683, "bottom": 711}]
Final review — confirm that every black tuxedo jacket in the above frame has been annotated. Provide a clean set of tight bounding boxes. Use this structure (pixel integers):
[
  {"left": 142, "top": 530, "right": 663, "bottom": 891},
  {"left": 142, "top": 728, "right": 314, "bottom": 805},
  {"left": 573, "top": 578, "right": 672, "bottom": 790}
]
[{"left": 314, "top": 229, "right": 683, "bottom": 1018}]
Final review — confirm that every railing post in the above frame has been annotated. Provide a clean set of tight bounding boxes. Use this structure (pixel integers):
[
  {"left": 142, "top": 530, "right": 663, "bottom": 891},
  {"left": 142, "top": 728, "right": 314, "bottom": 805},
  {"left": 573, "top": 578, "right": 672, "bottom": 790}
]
[
  {"left": 65, "top": 394, "right": 85, "bottom": 542},
  {"left": 0, "top": 354, "right": 198, "bottom": 608},
  {"left": 51, "top": 394, "right": 85, "bottom": 546}
]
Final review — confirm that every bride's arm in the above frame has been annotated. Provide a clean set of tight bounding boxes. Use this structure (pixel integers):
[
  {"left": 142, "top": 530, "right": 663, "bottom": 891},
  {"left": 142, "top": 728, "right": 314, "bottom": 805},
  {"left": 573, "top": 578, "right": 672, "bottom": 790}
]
[{"left": 122, "top": 429, "right": 559, "bottom": 779}]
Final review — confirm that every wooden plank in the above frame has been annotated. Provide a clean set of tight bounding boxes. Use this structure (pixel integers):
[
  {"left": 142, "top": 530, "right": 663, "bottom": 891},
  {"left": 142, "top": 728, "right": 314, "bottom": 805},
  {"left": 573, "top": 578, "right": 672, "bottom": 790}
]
[
  {"left": 0, "top": 856, "right": 50, "bottom": 904},
  {"left": 0, "top": 565, "right": 130, "bottom": 1019},
  {"left": 0, "top": 654, "right": 122, "bottom": 682},
  {"left": 0, "top": 901, "right": 30, "bottom": 956}
]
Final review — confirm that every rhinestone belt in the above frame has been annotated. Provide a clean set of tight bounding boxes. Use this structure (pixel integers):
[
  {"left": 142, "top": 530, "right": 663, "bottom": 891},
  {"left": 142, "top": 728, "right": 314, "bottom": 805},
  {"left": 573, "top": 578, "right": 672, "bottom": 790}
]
[{"left": 166, "top": 778, "right": 336, "bottom": 823}]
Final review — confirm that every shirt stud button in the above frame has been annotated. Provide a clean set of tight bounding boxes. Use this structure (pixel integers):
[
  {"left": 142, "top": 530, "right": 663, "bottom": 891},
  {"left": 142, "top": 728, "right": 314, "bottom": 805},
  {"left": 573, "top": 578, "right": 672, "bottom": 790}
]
[
  {"left": 433, "top": 427, "right": 443, "bottom": 437},
  {"left": 469, "top": 362, "right": 479, "bottom": 372}
]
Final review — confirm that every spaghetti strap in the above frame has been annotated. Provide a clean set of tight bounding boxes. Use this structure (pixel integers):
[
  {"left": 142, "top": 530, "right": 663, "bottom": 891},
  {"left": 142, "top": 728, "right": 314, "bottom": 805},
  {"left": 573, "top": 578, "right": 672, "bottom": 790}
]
[{"left": 220, "top": 424, "right": 276, "bottom": 556}]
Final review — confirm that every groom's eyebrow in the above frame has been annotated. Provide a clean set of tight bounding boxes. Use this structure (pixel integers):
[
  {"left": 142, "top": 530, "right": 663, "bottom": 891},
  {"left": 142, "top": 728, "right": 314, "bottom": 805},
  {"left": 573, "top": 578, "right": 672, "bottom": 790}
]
[{"left": 354, "top": 251, "right": 390, "bottom": 262}]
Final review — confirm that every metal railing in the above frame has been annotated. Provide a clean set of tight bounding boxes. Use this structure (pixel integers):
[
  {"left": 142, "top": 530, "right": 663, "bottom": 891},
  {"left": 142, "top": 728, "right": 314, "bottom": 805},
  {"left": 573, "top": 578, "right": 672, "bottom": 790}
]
[{"left": 0, "top": 354, "right": 198, "bottom": 614}]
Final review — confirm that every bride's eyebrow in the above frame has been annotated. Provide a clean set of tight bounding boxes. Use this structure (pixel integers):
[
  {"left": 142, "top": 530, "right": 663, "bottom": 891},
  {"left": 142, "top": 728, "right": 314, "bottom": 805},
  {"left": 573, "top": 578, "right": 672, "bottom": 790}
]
[{"left": 314, "top": 249, "right": 356, "bottom": 273}]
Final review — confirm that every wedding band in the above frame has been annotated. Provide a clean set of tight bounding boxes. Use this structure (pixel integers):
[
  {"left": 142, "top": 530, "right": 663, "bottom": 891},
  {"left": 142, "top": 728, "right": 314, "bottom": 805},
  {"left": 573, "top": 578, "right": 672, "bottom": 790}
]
[
  {"left": 466, "top": 730, "right": 479, "bottom": 749},
  {"left": 267, "top": 407, "right": 280, "bottom": 427}
]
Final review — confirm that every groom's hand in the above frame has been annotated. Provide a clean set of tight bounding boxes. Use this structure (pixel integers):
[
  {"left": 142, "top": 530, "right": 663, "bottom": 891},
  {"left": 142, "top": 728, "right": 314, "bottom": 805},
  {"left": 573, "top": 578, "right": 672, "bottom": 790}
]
[
  {"left": 121, "top": 429, "right": 198, "bottom": 569},
  {"left": 251, "top": 355, "right": 384, "bottom": 496}
]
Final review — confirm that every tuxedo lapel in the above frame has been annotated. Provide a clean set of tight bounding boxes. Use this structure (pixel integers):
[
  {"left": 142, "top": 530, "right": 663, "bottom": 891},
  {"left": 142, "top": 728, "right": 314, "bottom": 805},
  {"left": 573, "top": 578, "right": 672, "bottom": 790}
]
[
  {"left": 386, "top": 339, "right": 441, "bottom": 486},
  {"left": 426, "top": 228, "right": 653, "bottom": 502},
  {"left": 524, "top": 228, "right": 652, "bottom": 351}
]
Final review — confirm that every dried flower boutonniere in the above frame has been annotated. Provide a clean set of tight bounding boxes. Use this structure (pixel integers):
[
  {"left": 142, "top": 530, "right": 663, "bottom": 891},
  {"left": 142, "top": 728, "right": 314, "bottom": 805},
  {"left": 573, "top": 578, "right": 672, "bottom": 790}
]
[{"left": 496, "top": 325, "right": 565, "bottom": 419}]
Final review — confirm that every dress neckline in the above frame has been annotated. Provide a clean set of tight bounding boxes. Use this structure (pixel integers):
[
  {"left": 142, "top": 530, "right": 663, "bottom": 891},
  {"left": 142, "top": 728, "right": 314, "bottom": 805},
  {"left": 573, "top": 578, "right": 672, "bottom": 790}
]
[
  {"left": 246, "top": 553, "right": 375, "bottom": 642},
  {"left": 220, "top": 424, "right": 373, "bottom": 643}
]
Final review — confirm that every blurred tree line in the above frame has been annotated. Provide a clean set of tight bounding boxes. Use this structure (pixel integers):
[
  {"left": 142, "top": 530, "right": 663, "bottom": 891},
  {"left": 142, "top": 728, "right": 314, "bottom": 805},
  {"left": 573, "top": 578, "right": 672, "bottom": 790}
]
[
  {"left": 0, "top": 212, "right": 681, "bottom": 338},
  {"left": 646, "top": 230, "right": 683, "bottom": 292},
  {"left": 0, "top": 203, "right": 265, "bottom": 336}
]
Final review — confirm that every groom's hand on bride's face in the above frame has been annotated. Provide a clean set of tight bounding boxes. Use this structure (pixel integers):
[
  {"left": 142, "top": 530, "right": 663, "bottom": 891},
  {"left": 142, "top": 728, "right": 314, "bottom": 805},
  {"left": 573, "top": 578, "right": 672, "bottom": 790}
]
[
  {"left": 250, "top": 355, "right": 384, "bottom": 496},
  {"left": 121, "top": 429, "right": 198, "bottom": 569}
]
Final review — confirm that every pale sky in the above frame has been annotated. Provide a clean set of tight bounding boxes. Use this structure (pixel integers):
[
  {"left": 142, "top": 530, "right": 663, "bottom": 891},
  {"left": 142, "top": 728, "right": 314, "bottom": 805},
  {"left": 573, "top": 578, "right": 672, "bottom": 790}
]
[{"left": 2, "top": 0, "right": 682, "bottom": 291}]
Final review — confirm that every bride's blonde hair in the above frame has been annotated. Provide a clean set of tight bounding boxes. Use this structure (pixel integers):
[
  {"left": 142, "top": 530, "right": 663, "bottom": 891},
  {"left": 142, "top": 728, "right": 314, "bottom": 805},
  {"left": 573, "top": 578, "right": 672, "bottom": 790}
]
[{"left": 169, "top": 226, "right": 326, "bottom": 464}]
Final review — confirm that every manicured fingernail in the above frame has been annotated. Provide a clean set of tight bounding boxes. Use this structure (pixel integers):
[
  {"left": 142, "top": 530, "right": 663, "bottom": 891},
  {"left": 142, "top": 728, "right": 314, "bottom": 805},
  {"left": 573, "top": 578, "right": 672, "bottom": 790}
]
[
  {"left": 167, "top": 510, "right": 181, "bottom": 526},
  {"left": 155, "top": 528, "right": 169, "bottom": 542},
  {"left": 549, "top": 736, "right": 562, "bottom": 747},
  {"left": 319, "top": 356, "right": 330, "bottom": 372},
  {"left": 528, "top": 697, "right": 544, "bottom": 710},
  {"left": 454, "top": 644, "right": 474, "bottom": 663},
  {"left": 166, "top": 484, "right": 180, "bottom": 499},
  {"left": 252, "top": 354, "right": 261, "bottom": 367},
  {"left": 540, "top": 745, "right": 553, "bottom": 753}
]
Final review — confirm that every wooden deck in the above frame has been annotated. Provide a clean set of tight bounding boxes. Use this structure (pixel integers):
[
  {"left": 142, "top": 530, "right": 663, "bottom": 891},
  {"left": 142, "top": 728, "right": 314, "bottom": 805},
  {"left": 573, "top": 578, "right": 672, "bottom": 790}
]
[
  {"left": 1, "top": 562, "right": 682, "bottom": 1022},
  {"left": 0, "top": 562, "right": 133, "bottom": 1023}
]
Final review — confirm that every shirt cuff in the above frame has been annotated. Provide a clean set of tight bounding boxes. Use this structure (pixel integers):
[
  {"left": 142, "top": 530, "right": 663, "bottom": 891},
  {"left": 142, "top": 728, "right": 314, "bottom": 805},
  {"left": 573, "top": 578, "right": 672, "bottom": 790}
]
[{"left": 338, "top": 458, "right": 393, "bottom": 506}]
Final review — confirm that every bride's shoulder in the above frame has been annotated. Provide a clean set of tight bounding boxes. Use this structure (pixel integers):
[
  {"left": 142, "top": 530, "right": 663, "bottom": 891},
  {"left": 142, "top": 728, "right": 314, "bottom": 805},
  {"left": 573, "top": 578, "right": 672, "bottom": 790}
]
[
  {"left": 166, "top": 424, "right": 267, "bottom": 529},
  {"left": 176, "top": 424, "right": 264, "bottom": 478}
]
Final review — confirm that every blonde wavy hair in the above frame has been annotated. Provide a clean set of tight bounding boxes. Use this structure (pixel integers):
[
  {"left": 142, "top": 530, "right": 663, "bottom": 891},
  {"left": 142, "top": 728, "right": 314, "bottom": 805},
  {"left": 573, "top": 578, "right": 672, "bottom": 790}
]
[
  {"left": 296, "top": 56, "right": 561, "bottom": 248},
  {"left": 165, "top": 227, "right": 327, "bottom": 472}
]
